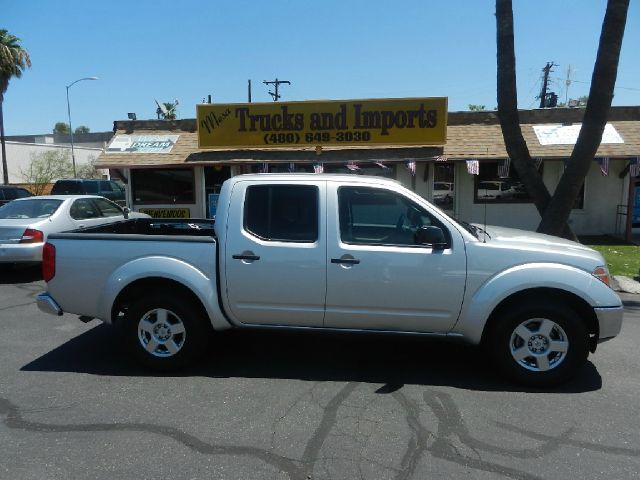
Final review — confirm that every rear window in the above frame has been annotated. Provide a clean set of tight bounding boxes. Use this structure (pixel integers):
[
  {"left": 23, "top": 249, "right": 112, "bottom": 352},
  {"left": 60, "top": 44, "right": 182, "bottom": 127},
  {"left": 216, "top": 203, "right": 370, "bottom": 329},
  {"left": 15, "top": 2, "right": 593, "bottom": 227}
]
[
  {"left": 83, "top": 181, "right": 99, "bottom": 193},
  {"left": 52, "top": 180, "right": 82, "bottom": 194},
  {"left": 0, "top": 199, "right": 63, "bottom": 219}
]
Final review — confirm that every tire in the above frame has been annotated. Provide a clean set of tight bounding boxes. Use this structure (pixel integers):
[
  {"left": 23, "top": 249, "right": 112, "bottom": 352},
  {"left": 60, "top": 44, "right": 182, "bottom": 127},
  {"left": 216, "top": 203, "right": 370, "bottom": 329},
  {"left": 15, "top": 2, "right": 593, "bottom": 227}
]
[
  {"left": 123, "top": 290, "right": 211, "bottom": 371},
  {"left": 486, "top": 302, "right": 589, "bottom": 387}
]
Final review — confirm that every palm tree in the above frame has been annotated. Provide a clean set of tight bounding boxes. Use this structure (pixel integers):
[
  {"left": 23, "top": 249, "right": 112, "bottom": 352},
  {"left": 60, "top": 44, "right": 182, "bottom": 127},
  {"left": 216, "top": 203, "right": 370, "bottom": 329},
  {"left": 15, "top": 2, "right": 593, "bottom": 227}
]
[{"left": 0, "top": 29, "right": 31, "bottom": 184}]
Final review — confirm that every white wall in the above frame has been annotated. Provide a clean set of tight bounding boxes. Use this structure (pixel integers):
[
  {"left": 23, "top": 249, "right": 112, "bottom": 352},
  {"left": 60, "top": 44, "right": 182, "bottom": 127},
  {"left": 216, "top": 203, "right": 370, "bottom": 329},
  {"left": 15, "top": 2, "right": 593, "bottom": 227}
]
[
  {"left": 3, "top": 141, "right": 104, "bottom": 184},
  {"left": 447, "top": 160, "right": 627, "bottom": 235}
]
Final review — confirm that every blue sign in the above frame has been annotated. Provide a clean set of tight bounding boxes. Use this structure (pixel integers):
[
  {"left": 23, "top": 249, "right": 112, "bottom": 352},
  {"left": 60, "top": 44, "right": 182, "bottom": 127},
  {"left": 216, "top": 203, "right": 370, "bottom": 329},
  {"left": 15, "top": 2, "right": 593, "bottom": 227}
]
[{"left": 208, "top": 193, "right": 220, "bottom": 219}]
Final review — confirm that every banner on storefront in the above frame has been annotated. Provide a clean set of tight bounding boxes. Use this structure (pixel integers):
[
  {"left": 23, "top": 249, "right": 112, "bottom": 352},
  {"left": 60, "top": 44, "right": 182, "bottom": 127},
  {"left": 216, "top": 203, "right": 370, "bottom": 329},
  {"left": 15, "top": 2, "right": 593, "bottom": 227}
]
[
  {"left": 106, "top": 135, "right": 179, "bottom": 153},
  {"left": 138, "top": 208, "right": 190, "bottom": 218},
  {"left": 197, "top": 98, "right": 447, "bottom": 149}
]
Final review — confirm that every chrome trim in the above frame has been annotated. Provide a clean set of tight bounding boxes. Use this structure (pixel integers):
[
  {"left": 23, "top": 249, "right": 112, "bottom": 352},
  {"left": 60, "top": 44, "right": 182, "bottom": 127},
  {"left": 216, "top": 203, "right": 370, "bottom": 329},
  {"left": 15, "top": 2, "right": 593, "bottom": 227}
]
[
  {"left": 594, "top": 306, "right": 624, "bottom": 339},
  {"left": 36, "top": 293, "right": 63, "bottom": 316}
]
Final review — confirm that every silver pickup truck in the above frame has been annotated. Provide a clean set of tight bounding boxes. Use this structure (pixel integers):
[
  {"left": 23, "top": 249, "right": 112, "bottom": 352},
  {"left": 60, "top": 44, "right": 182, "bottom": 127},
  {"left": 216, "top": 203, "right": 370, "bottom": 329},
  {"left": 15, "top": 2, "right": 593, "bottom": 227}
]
[{"left": 37, "top": 174, "right": 623, "bottom": 386}]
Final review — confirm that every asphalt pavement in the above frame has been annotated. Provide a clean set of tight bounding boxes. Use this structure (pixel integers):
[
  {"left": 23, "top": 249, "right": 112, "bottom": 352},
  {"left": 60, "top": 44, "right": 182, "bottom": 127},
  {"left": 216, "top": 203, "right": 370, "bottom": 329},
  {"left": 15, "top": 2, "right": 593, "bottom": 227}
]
[{"left": 1, "top": 266, "right": 639, "bottom": 479}]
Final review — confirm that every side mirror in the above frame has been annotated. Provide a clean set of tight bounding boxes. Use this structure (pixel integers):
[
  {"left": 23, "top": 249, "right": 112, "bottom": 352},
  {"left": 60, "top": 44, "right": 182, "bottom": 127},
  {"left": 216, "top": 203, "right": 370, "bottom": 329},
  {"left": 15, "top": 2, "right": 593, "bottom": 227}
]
[
  {"left": 415, "top": 226, "right": 447, "bottom": 249},
  {"left": 123, "top": 207, "right": 130, "bottom": 220}
]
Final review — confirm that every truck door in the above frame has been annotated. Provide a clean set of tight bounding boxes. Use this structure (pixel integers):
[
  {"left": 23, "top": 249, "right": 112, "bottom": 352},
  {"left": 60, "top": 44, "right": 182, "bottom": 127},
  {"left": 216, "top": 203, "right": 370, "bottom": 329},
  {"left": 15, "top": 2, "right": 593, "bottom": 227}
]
[
  {"left": 324, "top": 183, "right": 466, "bottom": 333},
  {"left": 223, "top": 181, "right": 327, "bottom": 327}
]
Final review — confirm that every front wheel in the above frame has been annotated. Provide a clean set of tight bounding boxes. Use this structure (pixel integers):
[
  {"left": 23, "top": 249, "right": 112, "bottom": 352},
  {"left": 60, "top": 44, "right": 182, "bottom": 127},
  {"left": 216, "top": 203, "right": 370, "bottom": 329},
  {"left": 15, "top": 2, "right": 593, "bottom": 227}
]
[
  {"left": 487, "top": 303, "right": 589, "bottom": 387},
  {"left": 124, "top": 290, "right": 211, "bottom": 370}
]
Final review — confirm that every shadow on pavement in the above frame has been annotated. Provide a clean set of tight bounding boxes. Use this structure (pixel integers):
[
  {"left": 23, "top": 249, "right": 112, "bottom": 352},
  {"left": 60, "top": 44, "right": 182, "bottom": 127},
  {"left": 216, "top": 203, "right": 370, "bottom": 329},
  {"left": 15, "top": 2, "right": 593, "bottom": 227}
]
[
  {"left": 0, "top": 265, "right": 42, "bottom": 284},
  {"left": 21, "top": 323, "right": 602, "bottom": 393}
]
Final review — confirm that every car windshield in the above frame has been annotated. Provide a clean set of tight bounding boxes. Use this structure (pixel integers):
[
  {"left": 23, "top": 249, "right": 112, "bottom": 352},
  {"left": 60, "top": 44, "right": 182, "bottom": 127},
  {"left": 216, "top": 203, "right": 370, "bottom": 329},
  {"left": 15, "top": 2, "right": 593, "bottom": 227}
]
[{"left": 0, "top": 199, "right": 63, "bottom": 219}]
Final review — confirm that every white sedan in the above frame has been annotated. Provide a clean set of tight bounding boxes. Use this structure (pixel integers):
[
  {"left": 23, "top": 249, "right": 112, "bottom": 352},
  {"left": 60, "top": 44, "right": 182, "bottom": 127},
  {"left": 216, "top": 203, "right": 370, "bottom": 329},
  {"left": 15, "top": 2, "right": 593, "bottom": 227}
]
[{"left": 0, "top": 195, "right": 150, "bottom": 265}]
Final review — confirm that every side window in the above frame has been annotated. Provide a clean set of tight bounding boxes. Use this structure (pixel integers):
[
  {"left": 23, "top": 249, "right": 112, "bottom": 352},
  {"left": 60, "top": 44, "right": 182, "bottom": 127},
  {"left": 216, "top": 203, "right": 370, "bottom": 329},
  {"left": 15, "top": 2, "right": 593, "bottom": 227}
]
[
  {"left": 16, "top": 188, "right": 32, "bottom": 198},
  {"left": 83, "top": 182, "right": 99, "bottom": 194},
  {"left": 2, "top": 188, "right": 15, "bottom": 200},
  {"left": 70, "top": 199, "right": 100, "bottom": 220},
  {"left": 99, "top": 181, "right": 113, "bottom": 192},
  {"left": 93, "top": 198, "right": 122, "bottom": 217},
  {"left": 244, "top": 185, "right": 318, "bottom": 242},
  {"left": 338, "top": 186, "right": 443, "bottom": 246}
]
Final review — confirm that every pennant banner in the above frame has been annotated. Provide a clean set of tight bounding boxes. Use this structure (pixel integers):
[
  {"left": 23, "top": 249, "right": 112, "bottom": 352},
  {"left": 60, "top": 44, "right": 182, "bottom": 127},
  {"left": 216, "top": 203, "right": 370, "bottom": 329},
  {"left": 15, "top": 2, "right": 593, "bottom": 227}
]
[
  {"left": 313, "top": 163, "right": 324, "bottom": 174},
  {"left": 374, "top": 161, "right": 389, "bottom": 169},
  {"left": 466, "top": 159, "right": 479, "bottom": 175},
  {"left": 260, "top": 162, "right": 269, "bottom": 173},
  {"left": 405, "top": 160, "right": 416, "bottom": 176},
  {"left": 596, "top": 157, "right": 609, "bottom": 176},
  {"left": 346, "top": 162, "right": 360, "bottom": 171},
  {"left": 630, "top": 157, "right": 640, "bottom": 178},
  {"left": 498, "top": 158, "right": 511, "bottom": 178}
]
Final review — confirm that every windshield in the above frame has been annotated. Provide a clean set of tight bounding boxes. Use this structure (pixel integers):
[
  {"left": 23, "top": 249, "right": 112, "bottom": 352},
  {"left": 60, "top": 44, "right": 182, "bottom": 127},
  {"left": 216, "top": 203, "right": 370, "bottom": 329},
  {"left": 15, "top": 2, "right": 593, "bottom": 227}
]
[{"left": 0, "top": 199, "right": 63, "bottom": 219}]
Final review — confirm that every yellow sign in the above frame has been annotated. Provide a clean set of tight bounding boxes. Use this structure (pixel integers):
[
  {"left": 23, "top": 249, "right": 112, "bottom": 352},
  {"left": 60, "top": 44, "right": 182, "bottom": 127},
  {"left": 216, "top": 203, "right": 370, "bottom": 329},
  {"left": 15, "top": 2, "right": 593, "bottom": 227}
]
[
  {"left": 138, "top": 208, "right": 190, "bottom": 219},
  {"left": 197, "top": 98, "right": 447, "bottom": 149}
]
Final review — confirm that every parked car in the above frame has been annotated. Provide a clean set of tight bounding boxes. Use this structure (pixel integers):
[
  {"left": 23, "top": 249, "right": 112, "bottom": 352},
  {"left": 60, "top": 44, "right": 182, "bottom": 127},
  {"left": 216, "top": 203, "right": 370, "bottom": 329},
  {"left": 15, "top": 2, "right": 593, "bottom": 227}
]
[
  {"left": 36, "top": 174, "right": 623, "bottom": 387},
  {"left": 51, "top": 179, "right": 127, "bottom": 206},
  {"left": 0, "top": 195, "right": 149, "bottom": 265},
  {"left": 477, "top": 180, "right": 516, "bottom": 200},
  {"left": 0, "top": 186, "right": 33, "bottom": 206}
]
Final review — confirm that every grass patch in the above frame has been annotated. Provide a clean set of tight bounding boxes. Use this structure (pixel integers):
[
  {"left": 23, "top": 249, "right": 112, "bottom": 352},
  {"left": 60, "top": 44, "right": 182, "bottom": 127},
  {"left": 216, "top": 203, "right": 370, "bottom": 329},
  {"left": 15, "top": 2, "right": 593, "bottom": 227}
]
[{"left": 580, "top": 235, "right": 640, "bottom": 277}]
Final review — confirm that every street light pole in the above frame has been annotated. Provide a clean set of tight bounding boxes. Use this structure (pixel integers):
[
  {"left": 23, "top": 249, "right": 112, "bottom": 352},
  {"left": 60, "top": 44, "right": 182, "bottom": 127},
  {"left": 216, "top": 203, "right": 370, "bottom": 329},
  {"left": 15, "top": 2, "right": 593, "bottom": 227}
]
[{"left": 65, "top": 76, "right": 98, "bottom": 176}]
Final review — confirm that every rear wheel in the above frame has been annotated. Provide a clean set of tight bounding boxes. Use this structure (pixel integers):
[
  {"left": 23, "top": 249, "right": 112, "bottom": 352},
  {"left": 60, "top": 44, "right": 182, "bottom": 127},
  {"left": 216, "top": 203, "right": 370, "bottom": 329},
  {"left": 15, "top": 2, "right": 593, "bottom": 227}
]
[
  {"left": 487, "top": 303, "right": 589, "bottom": 387},
  {"left": 124, "top": 290, "right": 211, "bottom": 370}
]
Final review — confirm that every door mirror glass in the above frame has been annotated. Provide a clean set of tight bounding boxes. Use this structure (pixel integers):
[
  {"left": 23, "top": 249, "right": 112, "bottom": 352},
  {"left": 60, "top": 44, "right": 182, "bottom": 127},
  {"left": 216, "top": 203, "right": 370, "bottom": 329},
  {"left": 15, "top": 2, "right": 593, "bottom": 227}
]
[{"left": 415, "top": 226, "right": 447, "bottom": 249}]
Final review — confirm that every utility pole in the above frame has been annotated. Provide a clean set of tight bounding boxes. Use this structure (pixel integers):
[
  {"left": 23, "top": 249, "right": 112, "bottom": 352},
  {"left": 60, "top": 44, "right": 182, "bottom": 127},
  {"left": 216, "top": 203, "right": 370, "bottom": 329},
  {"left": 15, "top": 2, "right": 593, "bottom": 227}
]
[
  {"left": 263, "top": 78, "right": 291, "bottom": 101},
  {"left": 564, "top": 65, "right": 574, "bottom": 105},
  {"left": 538, "top": 62, "right": 557, "bottom": 108}
]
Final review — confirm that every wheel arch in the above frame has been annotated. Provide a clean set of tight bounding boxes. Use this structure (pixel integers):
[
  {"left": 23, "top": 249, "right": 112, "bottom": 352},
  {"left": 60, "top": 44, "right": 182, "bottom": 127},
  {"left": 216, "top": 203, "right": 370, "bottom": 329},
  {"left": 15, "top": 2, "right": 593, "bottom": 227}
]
[
  {"left": 112, "top": 277, "right": 209, "bottom": 329},
  {"left": 480, "top": 287, "right": 599, "bottom": 352}
]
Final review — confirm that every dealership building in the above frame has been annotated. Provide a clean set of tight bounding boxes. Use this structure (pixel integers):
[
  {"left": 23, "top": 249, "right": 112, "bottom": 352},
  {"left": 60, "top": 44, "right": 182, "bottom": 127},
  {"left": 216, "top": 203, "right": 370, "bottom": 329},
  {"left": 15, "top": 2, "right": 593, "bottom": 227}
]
[{"left": 95, "top": 100, "right": 640, "bottom": 238}]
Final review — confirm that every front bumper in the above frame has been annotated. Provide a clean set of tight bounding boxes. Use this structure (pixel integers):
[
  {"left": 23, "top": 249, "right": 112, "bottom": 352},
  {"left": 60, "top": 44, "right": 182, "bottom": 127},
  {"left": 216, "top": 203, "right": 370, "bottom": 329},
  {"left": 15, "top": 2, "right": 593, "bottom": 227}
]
[
  {"left": 595, "top": 306, "right": 624, "bottom": 341},
  {"left": 37, "top": 293, "right": 63, "bottom": 316}
]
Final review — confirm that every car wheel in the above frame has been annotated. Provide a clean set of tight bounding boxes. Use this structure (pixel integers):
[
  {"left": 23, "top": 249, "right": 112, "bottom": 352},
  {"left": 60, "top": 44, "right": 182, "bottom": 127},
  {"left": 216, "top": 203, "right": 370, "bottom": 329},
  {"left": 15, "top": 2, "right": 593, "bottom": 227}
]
[
  {"left": 487, "top": 303, "right": 589, "bottom": 387},
  {"left": 124, "top": 290, "right": 210, "bottom": 370}
]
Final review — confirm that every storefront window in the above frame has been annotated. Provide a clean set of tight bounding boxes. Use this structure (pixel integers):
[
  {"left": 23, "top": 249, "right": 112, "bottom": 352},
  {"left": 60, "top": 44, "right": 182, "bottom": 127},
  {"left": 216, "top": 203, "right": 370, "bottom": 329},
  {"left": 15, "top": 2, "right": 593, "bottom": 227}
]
[
  {"left": 433, "top": 162, "right": 455, "bottom": 211},
  {"left": 131, "top": 168, "right": 195, "bottom": 204},
  {"left": 474, "top": 161, "right": 543, "bottom": 204}
]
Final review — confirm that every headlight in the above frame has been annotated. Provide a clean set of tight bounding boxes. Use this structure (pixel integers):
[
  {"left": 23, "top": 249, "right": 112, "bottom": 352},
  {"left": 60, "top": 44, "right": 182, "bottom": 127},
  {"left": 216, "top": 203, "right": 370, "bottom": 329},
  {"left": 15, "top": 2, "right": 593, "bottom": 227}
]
[{"left": 592, "top": 266, "right": 611, "bottom": 287}]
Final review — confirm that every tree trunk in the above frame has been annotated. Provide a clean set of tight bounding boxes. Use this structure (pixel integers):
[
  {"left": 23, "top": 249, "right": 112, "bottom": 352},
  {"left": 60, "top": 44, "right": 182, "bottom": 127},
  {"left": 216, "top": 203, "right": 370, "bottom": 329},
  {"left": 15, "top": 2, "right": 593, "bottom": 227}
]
[
  {"left": 537, "top": 0, "right": 630, "bottom": 236},
  {"left": 0, "top": 97, "right": 8, "bottom": 185}
]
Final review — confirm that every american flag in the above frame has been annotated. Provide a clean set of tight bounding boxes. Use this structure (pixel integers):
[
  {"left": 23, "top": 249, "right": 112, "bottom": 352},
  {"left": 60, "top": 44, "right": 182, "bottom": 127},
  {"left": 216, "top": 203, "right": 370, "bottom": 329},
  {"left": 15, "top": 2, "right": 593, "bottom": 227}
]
[
  {"left": 313, "top": 163, "right": 324, "bottom": 174},
  {"left": 466, "top": 159, "right": 479, "bottom": 175},
  {"left": 498, "top": 158, "right": 511, "bottom": 178},
  {"left": 259, "top": 163, "right": 269, "bottom": 173},
  {"left": 534, "top": 158, "right": 543, "bottom": 171},
  {"left": 346, "top": 162, "right": 360, "bottom": 171},
  {"left": 630, "top": 157, "right": 640, "bottom": 178},
  {"left": 597, "top": 157, "right": 609, "bottom": 176},
  {"left": 405, "top": 160, "right": 416, "bottom": 176},
  {"left": 435, "top": 155, "right": 448, "bottom": 162},
  {"left": 374, "top": 161, "right": 389, "bottom": 169}
]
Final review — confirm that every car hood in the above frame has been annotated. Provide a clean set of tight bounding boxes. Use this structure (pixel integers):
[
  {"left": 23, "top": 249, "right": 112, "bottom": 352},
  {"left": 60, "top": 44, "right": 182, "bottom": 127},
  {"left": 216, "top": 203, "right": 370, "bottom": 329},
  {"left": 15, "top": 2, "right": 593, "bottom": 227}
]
[{"left": 474, "top": 224, "right": 604, "bottom": 264}]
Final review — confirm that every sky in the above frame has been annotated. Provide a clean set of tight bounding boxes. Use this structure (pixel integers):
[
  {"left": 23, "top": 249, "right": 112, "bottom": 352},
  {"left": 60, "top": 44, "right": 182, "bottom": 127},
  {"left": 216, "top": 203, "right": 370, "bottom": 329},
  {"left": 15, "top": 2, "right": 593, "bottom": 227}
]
[{"left": 3, "top": 0, "right": 639, "bottom": 136}]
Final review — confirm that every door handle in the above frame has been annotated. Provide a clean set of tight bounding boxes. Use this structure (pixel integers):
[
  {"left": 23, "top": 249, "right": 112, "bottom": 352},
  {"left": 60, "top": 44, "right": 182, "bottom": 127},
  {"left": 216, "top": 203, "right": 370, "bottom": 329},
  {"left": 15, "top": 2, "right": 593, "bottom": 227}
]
[
  {"left": 331, "top": 258, "right": 360, "bottom": 265},
  {"left": 232, "top": 254, "right": 260, "bottom": 261}
]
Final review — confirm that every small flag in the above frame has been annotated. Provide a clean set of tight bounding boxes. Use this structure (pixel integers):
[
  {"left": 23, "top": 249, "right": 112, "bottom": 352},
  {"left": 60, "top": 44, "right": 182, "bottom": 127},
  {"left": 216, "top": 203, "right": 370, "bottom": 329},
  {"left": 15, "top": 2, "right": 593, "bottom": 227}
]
[
  {"left": 597, "top": 157, "right": 609, "bottom": 176},
  {"left": 288, "top": 162, "right": 296, "bottom": 173},
  {"left": 435, "top": 155, "right": 448, "bottom": 162},
  {"left": 466, "top": 159, "right": 479, "bottom": 175},
  {"left": 313, "top": 163, "right": 324, "bottom": 174},
  {"left": 405, "top": 160, "right": 416, "bottom": 176},
  {"left": 630, "top": 157, "right": 640, "bottom": 178},
  {"left": 374, "top": 161, "right": 389, "bottom": 169},
  {"left": 346, "top": 162, "right": 360, "bottom": 171},
  {"left": 534, "top": 158, "right": 543, "bottom": 171},
  {"left": 498, "top": 158, "right": 511, "bottom": 178}
]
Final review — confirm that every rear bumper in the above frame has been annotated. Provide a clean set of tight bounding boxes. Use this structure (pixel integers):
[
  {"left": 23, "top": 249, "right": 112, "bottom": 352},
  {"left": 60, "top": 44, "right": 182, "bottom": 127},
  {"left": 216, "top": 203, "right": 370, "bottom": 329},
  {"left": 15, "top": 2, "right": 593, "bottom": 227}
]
[
  {"left": 595, "top": 306, "right": 624, "bottom": 341},
  {"left": 0, "top": 243, "right": 43, "bottom": 263},
  {"left": 37, "top": 293, "right": 63, "bottom": 316}
]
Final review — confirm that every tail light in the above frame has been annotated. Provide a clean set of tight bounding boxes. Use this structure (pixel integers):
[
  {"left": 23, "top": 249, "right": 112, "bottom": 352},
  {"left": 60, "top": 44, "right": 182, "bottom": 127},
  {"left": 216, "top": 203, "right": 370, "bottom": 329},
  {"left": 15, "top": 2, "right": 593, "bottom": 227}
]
[
  {"left": 43, "top": 242, "right": 56, "bottom": 282},
  {"left": 20, "top": 228, "right": 44, "bottom": 244}
]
